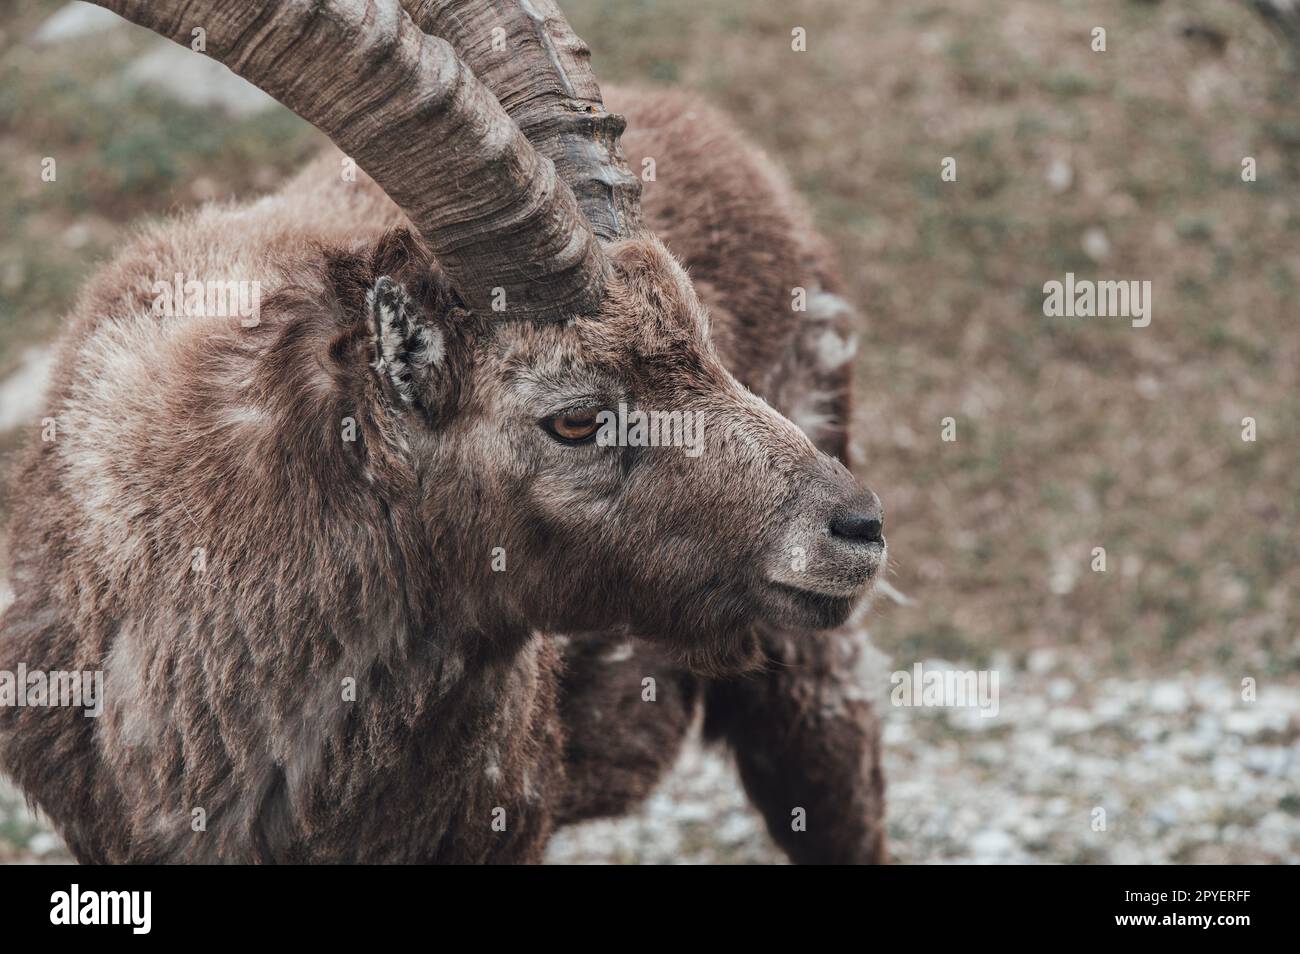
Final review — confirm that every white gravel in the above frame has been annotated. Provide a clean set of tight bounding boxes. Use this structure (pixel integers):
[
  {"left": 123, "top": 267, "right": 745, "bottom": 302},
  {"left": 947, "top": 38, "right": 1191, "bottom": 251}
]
[{"left": 548, "top": 660, "right": 1300, "bottom": 864}]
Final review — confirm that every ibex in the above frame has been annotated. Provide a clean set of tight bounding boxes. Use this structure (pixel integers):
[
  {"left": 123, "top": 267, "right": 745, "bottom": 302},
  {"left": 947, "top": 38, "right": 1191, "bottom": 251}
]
[{"left": 0, "top": 0, "right": 888, "bottom": 863}]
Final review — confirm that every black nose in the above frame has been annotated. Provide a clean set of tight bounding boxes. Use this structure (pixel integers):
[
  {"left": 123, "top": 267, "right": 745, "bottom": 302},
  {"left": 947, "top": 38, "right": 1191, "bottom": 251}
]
[{"left": 830, "top": 511, "right": 883, "bottom": 544}]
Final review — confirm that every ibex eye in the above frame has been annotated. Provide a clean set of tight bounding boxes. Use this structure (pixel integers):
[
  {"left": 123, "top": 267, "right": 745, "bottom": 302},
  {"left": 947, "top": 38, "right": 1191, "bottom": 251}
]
[{"left": 541, "top": 409, "right": 603, "bottom": 445}]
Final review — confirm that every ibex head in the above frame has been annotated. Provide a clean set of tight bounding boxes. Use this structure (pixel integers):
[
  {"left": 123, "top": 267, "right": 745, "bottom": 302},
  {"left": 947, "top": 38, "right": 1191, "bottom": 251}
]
[{"left": 98, "top": 0, "right": 885, "bottom": 673}]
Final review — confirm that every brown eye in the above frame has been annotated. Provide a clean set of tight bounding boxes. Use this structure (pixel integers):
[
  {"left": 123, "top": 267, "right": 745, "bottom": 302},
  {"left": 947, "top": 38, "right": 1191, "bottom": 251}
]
[{"left": 542, "top": 409, "right": 602, "bottom": 444}]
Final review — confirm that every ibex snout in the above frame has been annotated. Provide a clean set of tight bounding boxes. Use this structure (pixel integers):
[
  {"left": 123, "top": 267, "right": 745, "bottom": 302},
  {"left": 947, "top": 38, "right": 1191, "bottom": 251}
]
[{"left": 761, "top": 456, "right": 887, "bottom": 629}]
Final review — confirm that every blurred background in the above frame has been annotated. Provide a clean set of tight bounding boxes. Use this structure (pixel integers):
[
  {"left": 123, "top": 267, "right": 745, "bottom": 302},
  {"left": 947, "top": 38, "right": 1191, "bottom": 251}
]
[{"left": 0, "top": 0, "right": 1297, "bottom": 863}]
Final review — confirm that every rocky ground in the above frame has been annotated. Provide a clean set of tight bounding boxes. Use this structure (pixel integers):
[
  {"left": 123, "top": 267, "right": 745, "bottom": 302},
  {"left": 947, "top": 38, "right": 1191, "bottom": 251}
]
[
  {"left": 4, "top": 625, "right": 1295, "bottom": 864},
  {"left": 549, "top": 661, "right": 1300, "bottom": 865}
]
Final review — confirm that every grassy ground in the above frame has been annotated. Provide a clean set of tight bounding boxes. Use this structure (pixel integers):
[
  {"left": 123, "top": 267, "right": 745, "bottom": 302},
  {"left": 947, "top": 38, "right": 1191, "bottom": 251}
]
[{"left": 0, "top": 0, "right": 1297, "bottom": 862}]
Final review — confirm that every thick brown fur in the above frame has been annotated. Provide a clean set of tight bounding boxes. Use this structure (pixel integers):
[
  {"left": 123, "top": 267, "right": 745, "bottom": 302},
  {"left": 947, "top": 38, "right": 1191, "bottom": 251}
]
[{"left": 0, "top": 88, "right": 886, "bottom": 863}]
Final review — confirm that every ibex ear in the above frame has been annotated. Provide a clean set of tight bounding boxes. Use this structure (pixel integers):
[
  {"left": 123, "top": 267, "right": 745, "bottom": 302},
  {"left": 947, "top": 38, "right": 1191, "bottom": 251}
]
[{"left": 367, "top": 276, "right": 446, "bottom": 409}]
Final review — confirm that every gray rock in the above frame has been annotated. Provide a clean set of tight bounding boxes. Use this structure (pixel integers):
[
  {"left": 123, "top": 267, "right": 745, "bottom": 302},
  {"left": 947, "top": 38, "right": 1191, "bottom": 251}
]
[
  {"left": 33, "top": 2, "right": 123, "bottom": 45},
  {"left": 123, "top": 44, "right": 277, "bottom": 118}
]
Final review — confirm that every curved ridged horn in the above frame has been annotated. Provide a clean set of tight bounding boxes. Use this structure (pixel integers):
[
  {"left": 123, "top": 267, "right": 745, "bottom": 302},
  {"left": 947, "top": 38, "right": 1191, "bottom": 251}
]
[
  {"left": 90, "top": 0, "right": 611, "bottom": 322},
  {"left": 401, "top": 0, "right": 643, "bottom": 241}
]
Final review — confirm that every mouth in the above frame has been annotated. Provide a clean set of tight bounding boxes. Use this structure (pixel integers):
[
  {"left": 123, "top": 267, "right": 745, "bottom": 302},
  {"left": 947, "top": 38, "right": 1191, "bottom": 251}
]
[{"left": 761, "top": 581, "right": 859, "bottom": 629}]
